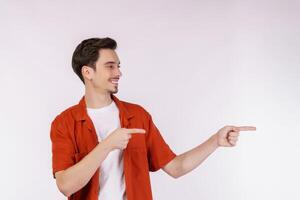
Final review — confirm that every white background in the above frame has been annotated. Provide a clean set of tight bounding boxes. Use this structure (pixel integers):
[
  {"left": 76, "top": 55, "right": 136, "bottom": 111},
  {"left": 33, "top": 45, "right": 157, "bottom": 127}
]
[{"left": 0, "top": 0, "right": 299, "bottom": 199}]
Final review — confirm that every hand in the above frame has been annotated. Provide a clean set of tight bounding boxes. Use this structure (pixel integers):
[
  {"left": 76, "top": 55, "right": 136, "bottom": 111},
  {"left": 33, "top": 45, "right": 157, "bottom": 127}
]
[
  {"left": 103, "top": 128, "right": 146, "bottom": 150},
  {"left": 214, "top": 125, "right": 256, "bottom": 147}
]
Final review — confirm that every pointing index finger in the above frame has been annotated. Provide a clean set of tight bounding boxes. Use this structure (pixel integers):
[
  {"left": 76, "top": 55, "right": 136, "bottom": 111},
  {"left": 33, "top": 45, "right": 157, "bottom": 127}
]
[
  {"left": 236, "top": 126, "right": 257, "bottom": 131},
  {"left": 126, "top": 128, "right": 146, "bottom": 134}
]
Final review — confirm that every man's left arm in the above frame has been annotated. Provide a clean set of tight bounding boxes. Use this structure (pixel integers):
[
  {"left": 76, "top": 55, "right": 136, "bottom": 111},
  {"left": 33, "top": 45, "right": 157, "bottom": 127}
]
[{"left": 163, "top": 125, "right": 256, "bottom": 178}]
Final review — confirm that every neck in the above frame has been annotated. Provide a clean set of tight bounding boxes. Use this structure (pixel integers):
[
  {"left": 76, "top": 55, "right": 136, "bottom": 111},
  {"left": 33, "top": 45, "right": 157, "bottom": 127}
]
[{"left": 84, "top": 88, "right": 113, "bottom": 109}]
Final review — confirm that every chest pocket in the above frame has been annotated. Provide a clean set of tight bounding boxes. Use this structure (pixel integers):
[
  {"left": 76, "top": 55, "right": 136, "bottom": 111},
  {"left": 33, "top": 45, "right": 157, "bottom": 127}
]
[{"left": 127, "top": 134, "right": 146, "bottom": 150}]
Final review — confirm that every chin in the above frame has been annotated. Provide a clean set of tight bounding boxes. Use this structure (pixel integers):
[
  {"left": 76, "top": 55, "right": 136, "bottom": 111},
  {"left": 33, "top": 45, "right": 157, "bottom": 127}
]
[{"left": 110, "top": 88, "right": 119, "bottom": 94}]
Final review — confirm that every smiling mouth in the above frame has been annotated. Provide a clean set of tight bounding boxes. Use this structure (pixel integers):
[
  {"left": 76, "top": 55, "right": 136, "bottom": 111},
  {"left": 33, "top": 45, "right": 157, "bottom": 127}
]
[{"left": 110, "top": 78, "right": 119, "bottom": 85}]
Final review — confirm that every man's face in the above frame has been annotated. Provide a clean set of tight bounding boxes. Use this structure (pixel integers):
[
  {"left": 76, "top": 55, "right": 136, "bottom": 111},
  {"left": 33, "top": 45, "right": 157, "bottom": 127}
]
[{"left": 83, "top": 49, "right": 122, "bottom": 94}]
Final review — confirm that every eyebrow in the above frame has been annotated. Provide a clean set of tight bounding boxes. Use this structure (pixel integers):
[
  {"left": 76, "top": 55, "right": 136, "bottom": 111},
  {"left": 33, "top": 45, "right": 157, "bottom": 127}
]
[{"left": 104, "top": 61, "right": 121, "bottom": 65}]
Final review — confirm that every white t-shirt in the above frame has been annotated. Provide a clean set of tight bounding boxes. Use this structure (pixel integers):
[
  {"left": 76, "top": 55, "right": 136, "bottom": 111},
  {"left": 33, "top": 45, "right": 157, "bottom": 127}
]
[{"left": 87, "top": 100, "right": 126, "bottom": 200}]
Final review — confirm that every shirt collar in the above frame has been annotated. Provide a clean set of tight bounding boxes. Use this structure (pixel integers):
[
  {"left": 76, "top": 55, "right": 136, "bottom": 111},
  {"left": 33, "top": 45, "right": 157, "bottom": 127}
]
[{"left": 72, "top": 94, "right": 135, "bottom": 124}]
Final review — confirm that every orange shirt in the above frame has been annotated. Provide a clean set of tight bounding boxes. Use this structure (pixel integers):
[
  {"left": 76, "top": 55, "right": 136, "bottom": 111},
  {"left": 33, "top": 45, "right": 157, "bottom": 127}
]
[{"left": 50, "top": 94, "right": 177, "bottom": 200}]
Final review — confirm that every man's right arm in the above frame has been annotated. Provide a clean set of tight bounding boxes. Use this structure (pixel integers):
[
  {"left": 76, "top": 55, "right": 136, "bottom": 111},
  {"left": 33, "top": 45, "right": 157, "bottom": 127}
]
[
  {"left": 54, "top": 127, "right": 145, "bottom": 197},
  {"left": 55, "top": 140, "right": 111, "bottom": 197}
]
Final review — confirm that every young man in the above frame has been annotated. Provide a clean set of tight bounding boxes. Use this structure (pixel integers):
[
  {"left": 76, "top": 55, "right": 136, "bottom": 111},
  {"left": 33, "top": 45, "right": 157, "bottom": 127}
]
[{"left": 50, "top": 37, "right": 256, "bottom": 200}]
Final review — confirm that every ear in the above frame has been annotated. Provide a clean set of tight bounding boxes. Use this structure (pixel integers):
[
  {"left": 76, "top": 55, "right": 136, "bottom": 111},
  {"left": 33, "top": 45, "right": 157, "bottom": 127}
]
[{"left": 81, "top": 65, "right": 93, "bottom": 81}]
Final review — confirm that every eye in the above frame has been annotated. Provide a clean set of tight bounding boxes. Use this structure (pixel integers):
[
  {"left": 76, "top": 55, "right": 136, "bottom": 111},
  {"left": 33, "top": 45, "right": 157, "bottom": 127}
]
[{"left": 106, "top": 65, "right": 120, "bottom": 69}]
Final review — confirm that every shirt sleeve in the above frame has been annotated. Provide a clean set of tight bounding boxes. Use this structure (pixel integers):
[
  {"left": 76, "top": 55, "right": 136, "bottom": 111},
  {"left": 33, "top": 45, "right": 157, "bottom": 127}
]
[
  {"left": 50, "top": 116, "right": 75, "bottom": 179},
  {"left": 145, "top": 112, "right": 177, "bottom": 172}
]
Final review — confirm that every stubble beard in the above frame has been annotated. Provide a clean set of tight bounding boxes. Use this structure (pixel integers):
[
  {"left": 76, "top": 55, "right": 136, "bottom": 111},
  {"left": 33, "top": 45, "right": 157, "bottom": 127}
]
[{"left": 109, "top": 85, "right": 119, "bottom": 94}]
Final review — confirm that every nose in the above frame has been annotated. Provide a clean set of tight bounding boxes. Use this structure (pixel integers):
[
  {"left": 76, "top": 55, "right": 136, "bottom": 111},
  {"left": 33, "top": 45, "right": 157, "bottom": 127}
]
[{"left": 116, "top": 67, "right": 122, "bottom": 78}]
